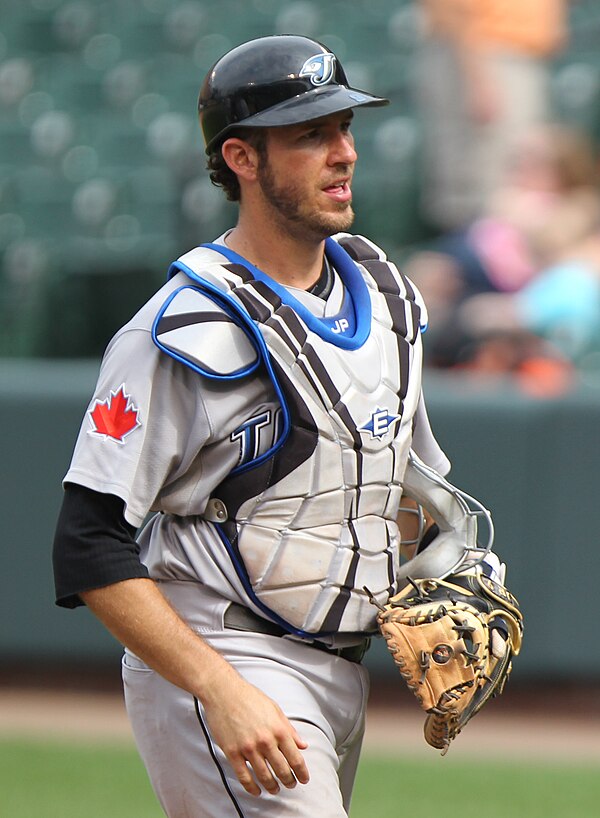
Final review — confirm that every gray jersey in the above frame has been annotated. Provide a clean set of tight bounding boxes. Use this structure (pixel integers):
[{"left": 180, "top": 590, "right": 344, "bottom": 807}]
[{"left": 64, "top": 233, "right": 449, "bottom": 636}]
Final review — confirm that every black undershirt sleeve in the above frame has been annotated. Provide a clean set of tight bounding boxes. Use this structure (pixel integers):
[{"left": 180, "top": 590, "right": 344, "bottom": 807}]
[{"left": 53, "top": 482, "right": 150, "bottom": 609}]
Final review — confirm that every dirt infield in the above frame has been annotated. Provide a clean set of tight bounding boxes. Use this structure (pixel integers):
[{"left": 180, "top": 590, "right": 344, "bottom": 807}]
[{"left": 1, "top": 672, "right": 599, "bottom": 762}]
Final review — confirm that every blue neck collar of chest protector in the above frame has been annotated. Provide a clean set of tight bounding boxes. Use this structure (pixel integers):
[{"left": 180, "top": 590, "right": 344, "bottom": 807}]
[{"left": 200, "top": 236, "right": 372, "bottom": 350}]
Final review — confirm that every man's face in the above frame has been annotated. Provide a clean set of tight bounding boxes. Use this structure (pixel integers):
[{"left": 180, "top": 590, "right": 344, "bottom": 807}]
[{"left": 255, "top": 110, "right": 358, "bottom": 241}]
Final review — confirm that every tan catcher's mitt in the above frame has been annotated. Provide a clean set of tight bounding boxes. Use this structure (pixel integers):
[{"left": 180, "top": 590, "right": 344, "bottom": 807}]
[{"left": 374, "top": 564, "right": 523, "bottom": 754}]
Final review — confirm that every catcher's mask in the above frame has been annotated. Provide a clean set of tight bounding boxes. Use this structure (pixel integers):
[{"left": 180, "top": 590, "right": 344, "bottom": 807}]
[
  {"left": 398, "top": 453, "right": 495, "bottom": 584},
  {"left": 198, "top": 35, "right": 389, "bottom": 153}
]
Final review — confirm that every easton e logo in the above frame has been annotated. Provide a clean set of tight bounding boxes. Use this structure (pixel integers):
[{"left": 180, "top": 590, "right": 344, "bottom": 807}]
[
  {"left": 299, "top": 53, "right": 336, "bottom": 86},
  {"left": 358, "top": 407, "right": 401, "bottom": 440}
]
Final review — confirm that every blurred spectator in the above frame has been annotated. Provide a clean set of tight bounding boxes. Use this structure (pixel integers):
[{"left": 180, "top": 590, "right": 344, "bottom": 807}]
[
  {"left": 406, "top": 123, "right": 600, "bottom": 374},
  {"left": 459, "top": 229, "right": 600, "bottom": 372},
  {"left": 414, "top": 0, "right": 568, "bottom": 232}
]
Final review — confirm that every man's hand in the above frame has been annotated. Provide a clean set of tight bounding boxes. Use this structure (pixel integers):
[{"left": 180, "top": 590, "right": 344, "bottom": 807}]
[
  {"left": 201, "top": 667, "right": 310, "bottom": 796},
  {"left": 81, "top": 578, "right": 310, "bottom": 798}
]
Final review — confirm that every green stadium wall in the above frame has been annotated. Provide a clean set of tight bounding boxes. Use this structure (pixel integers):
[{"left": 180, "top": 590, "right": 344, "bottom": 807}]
[{"left": 1, "top": 359, "right": 599, "bottom": 681}]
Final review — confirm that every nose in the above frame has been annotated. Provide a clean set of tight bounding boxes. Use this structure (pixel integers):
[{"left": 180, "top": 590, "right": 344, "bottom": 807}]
[{"left": 329, "top": 131, "right": 357, "bottom": 166}]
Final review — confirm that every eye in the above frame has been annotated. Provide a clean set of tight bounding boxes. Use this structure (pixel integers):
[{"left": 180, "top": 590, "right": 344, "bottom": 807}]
[{"left": 300, "top": 127, "right": 321, "bottom": 141}]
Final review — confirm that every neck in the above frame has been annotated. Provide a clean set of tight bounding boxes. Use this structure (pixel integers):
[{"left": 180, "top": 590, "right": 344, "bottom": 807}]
[{"left": 225, "top": 213, "right": 327, "bottom": 290}]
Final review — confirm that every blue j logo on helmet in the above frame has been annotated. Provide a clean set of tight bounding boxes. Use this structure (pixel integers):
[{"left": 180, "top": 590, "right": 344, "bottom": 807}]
[{"left": 299, "top": 53, "right": 337, "bottom": 86}]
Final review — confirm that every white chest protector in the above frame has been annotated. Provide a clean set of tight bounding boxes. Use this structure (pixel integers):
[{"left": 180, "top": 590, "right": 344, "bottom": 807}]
[{"left": 153, "top": 234, "right": 427, "bottom": 636}]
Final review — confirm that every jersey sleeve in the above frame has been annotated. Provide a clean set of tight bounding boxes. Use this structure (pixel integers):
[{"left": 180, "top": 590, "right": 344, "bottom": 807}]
[
  {"left": 64, "top": 324, "right": 213, "bottom": 528},
  {"left": 53, "top": 483, "right": 148, "bottom": 608},
  {"left": 411, "top": 391, "right": 451, "bottom": 476}
]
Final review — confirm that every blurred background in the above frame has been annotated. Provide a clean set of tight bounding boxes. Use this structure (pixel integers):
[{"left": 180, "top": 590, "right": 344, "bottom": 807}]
[{"left": 1, "top": 0, "right": 600, "bottom": 698}]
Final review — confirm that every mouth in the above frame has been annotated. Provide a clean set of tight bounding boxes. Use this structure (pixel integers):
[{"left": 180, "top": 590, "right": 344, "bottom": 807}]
[{"left": 322, "top": 180, "right": 352, "bottom": 204}]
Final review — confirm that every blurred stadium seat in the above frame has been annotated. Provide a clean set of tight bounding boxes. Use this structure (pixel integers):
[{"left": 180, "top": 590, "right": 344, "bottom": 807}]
[{"left": 1, "top": 0, "right": 599, "bottom": 356}]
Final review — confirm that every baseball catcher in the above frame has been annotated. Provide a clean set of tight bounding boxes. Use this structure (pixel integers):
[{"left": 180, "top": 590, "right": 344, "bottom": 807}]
[{"left": 369, "top": 453, "right": 523, "bottom": 754}]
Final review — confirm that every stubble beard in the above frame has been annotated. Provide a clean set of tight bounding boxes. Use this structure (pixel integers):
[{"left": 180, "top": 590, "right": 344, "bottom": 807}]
[{"left": 257, "top": 162, "right": 355, "bottom": 241}]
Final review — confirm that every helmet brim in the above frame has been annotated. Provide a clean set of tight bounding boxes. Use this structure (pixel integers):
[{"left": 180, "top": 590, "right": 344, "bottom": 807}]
[{"left": 206, "top": 85, "right": 389, "bottom": 153}]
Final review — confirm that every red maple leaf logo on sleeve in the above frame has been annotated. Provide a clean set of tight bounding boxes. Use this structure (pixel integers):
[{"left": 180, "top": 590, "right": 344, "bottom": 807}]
[{"left": 88, "top": 386, "right": 141, "bottom": 442}]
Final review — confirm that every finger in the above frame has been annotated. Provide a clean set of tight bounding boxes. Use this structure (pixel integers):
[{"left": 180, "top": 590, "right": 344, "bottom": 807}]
[
  {"left": 263, "top": 748, "right": 300, "bottom": 790},
  {"left": 245, "top": 753, "right": 281, "bottom": 795},
  {"left": 291, "top": 725, "right": 309, "bottom": 750},
  {"left": 278, "top": 735, "right": 310, "bottom": 785},
  {"left": 229, "top": 755, "right": 262, "bottom": 797}
]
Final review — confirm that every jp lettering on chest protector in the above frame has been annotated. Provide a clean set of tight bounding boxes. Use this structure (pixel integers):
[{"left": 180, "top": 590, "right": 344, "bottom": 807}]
[{"left": 53, "top": 33, "right": 521, "bottom": 818}]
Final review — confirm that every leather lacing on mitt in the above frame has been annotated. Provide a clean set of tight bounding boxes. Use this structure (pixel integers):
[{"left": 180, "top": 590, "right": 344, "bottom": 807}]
[{"left": 366, "top": 566, "right": 523, "bottom": 754}]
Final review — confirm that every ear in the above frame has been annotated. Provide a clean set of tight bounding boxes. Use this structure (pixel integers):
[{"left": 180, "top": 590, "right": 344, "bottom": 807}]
[{"left": 221, "top": 137, "right": 260, "bottom": 183}]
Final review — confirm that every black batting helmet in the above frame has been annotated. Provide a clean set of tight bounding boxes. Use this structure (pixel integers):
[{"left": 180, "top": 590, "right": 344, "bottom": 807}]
[{"left": 198, "top": 35, "right": 389, "bottom": 153}]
